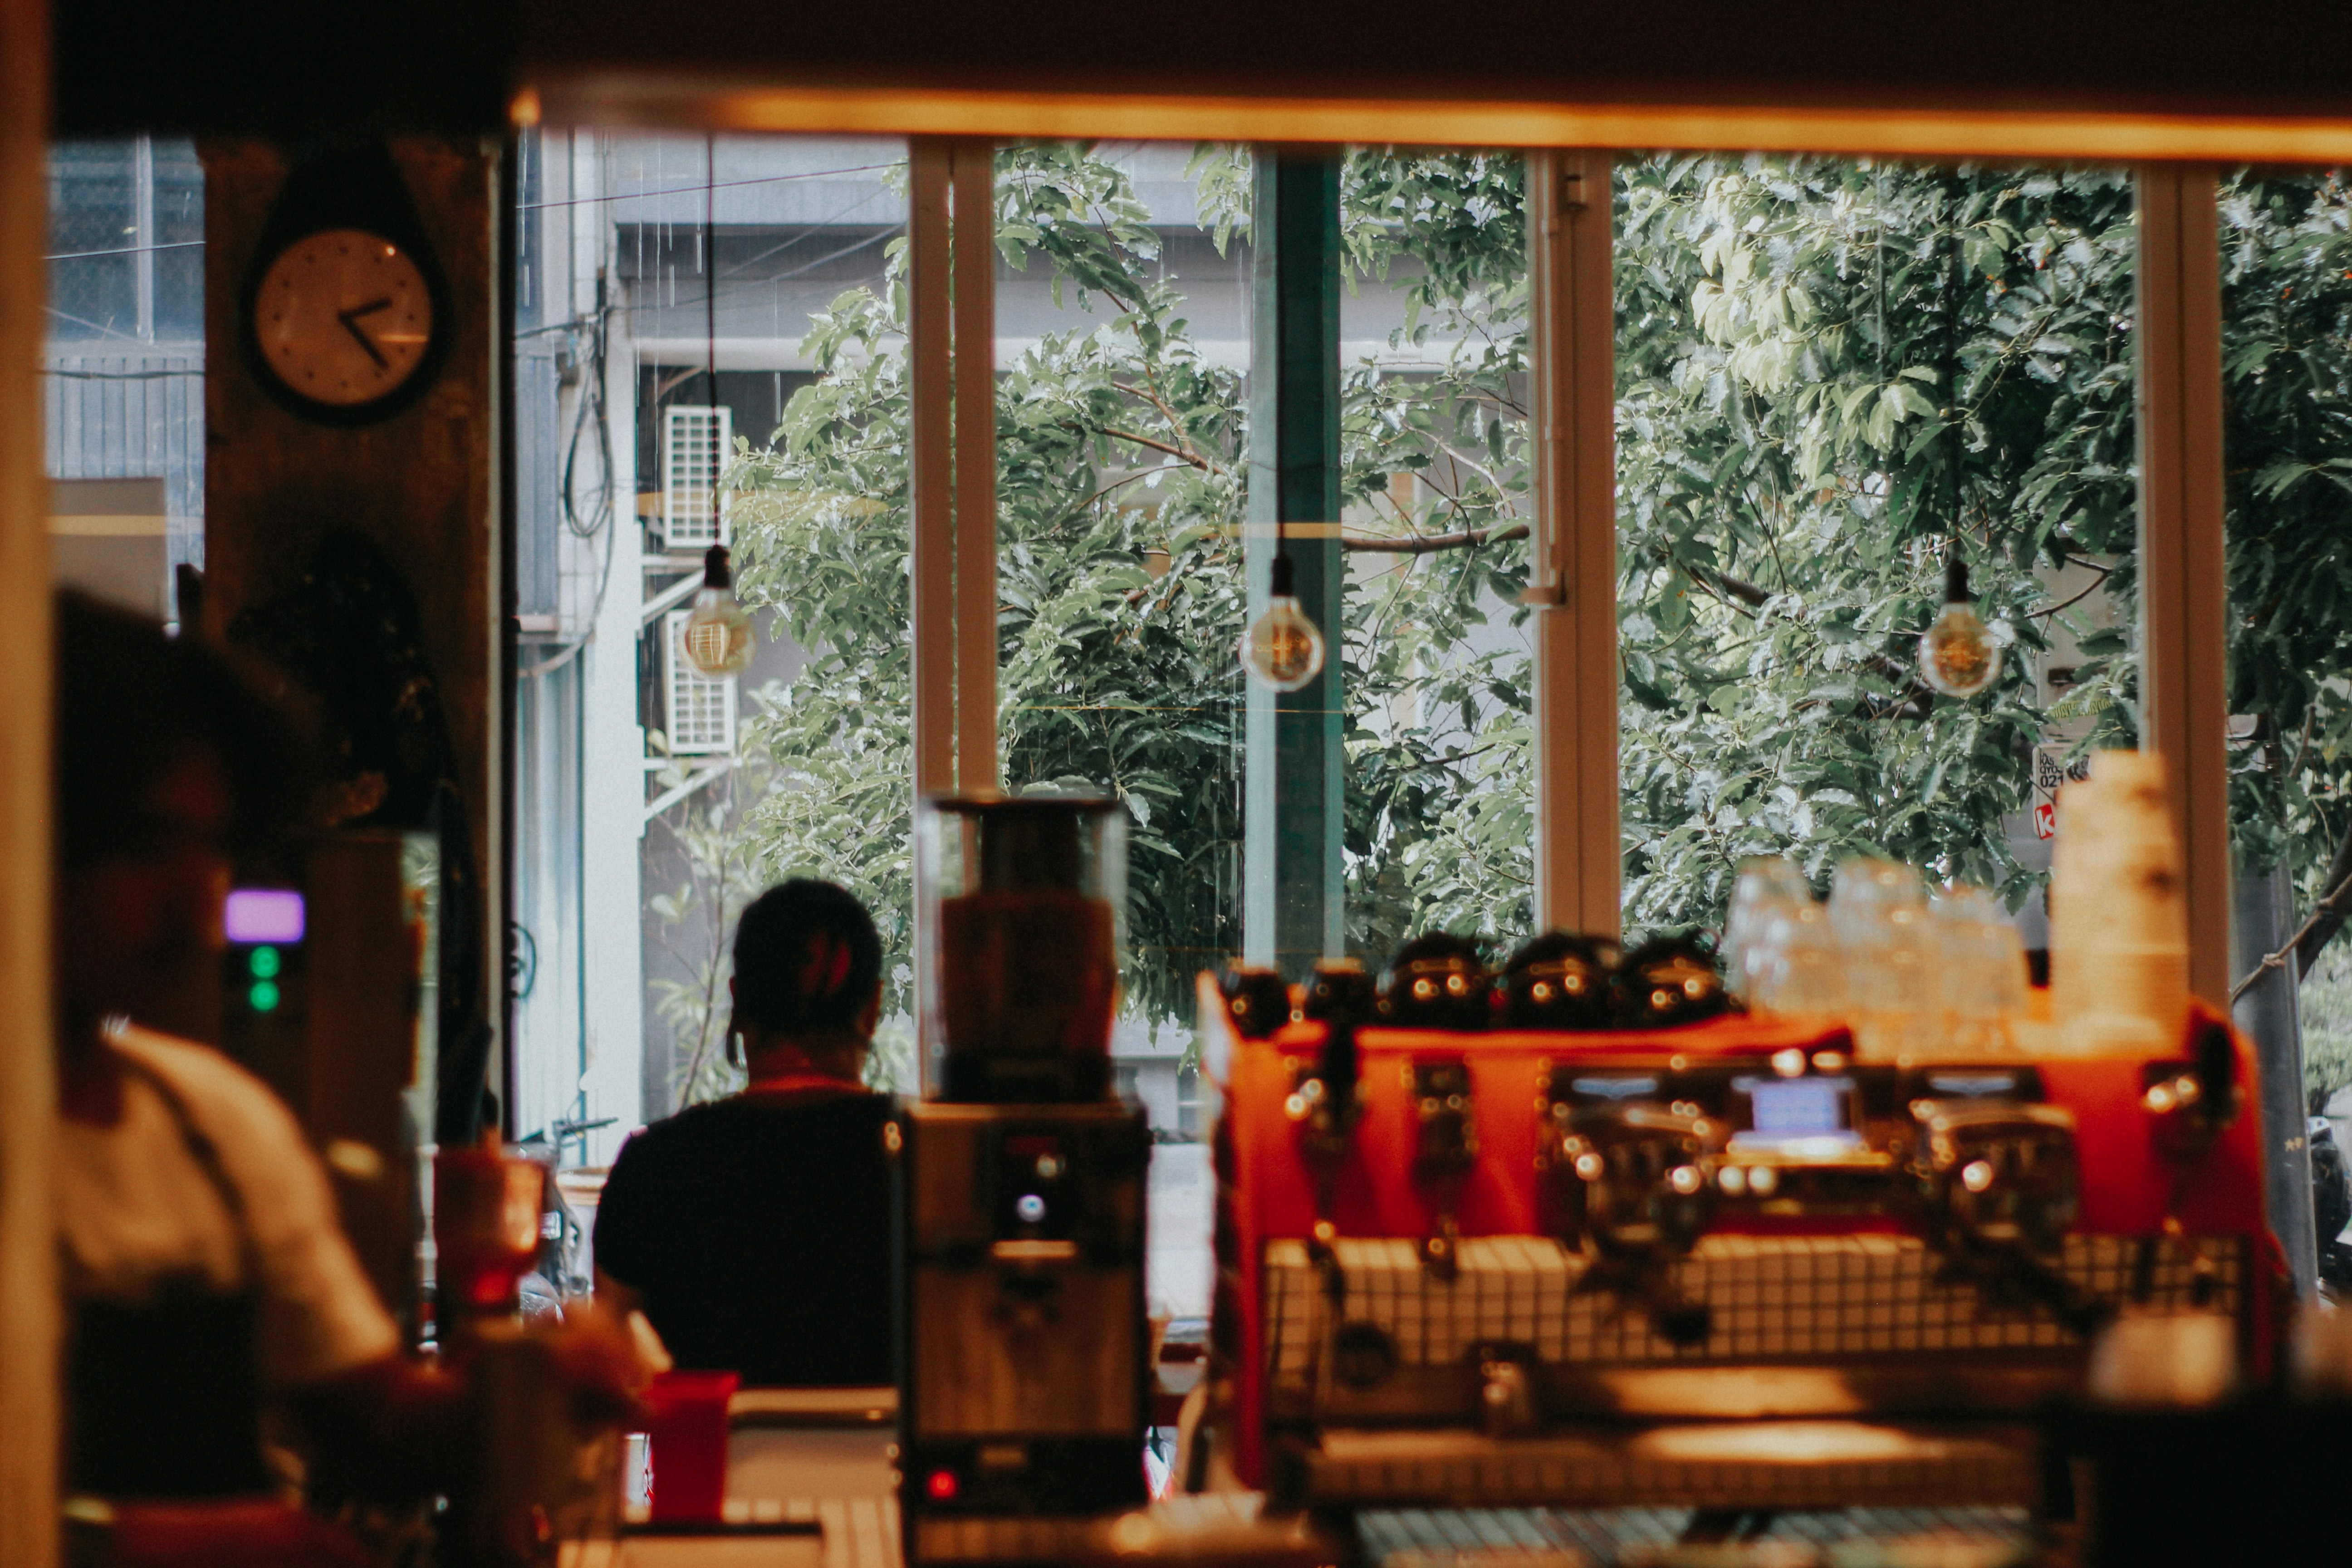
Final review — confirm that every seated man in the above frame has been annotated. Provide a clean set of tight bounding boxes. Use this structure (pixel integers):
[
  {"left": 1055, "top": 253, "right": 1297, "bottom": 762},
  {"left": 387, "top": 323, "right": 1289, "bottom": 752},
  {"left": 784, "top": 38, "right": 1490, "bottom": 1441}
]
[{"left": 594, "top": 881, "right": 895, "bottom": 1387}]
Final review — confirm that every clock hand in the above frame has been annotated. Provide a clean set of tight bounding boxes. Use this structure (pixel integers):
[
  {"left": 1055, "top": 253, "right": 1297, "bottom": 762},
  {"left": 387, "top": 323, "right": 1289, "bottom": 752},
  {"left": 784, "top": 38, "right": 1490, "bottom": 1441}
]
[{"left": 336, "top": 298, "right": 394, "bottom": 369}]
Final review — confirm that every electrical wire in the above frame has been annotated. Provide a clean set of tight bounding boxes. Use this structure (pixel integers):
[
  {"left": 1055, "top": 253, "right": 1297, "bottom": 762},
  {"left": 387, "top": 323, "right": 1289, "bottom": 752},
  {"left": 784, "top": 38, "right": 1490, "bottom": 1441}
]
[
  {"left": 42, "top": 364, "right": 203, "bottom": 379},
  {"left": 529, "top": 130, "right": 744, "bottom": 685},
  {"left": 517, "top": 162, "right": 896, "bottom": 216},
  {"left": 562, "top": 280, "right": 617, "bottom": 540},
  {"left": 46, "top": 237, "right": 206, "bottom": 263},
  {"left": 706, "top": 131, "right": 720, "bottom": 547},
  {"left": 521, "top": 265, "right": 623, "bottom": 681}
]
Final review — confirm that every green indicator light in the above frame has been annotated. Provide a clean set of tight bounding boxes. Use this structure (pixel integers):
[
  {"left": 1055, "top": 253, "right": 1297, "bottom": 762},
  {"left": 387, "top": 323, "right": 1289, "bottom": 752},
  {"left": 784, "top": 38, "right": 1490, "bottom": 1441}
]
[
  {"left": 249, "top": 980, "right": 281, "bottom": 1013},
  {"left": 249, "top": 945, "right": 281, "bottom": 979}
]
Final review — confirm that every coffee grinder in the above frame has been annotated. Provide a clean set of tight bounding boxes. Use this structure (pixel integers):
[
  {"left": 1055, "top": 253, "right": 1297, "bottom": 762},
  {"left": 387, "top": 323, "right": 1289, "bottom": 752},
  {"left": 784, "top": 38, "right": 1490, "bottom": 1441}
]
[{"left": 897, "top": 795, "right": 1150, "bottom": 1560}]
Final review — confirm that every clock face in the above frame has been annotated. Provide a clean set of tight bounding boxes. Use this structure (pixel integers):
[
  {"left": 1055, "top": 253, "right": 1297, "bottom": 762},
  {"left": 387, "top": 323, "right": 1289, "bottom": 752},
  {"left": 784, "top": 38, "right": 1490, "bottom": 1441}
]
[{"left": 255, "top": 228, "right": 435, "bottom": 408}]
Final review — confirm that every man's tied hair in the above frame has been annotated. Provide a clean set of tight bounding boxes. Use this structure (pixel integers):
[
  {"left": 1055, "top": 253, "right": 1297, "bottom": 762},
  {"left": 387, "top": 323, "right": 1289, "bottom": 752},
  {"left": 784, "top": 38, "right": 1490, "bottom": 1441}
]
[{"left": 733, "top": 879, "right": 883, "bottom": 1036}]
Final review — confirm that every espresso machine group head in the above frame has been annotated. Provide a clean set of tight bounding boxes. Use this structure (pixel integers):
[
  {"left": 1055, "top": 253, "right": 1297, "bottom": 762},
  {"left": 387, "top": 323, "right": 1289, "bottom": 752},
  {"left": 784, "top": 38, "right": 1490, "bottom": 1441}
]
[{"left": 897, "top": 795, "right": 1150, "bottom": 1565}]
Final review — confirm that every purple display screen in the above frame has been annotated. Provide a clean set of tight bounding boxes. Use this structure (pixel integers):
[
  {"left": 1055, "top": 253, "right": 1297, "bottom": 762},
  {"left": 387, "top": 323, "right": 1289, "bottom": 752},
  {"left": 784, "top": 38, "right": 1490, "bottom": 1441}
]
[
  {"left": 224, "top": 888, "right": 305, "bottom": 945},
  {"left": 1748, "top": 1078, "right": 1847, "bottom": 1137},
  {"left": 1730, "top": 1074, "right": 1861, "bottom": 1154}
]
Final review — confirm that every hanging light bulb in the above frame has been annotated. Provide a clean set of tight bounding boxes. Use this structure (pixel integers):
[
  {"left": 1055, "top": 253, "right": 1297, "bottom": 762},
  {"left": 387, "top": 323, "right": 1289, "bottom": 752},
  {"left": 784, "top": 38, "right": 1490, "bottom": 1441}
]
[
  {"left": 1240, "top": 550, "right": 1326, "bottom": 692},
  {"left": 681, "top": 544, "right": 756, "bottom": 677},
  {"left": 1918, "top": 551, "right": 2001, "bottom": 699}
]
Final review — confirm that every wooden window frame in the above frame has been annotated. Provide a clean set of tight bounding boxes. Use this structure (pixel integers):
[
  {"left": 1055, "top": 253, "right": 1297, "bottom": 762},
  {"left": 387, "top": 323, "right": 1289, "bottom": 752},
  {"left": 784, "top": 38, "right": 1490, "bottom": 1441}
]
[
  {"left": 889, "top": 132, "right": 2230, "bottom": 992},
  {"left": 908, "top": 136, "right": 999, "bottom": 1063}
]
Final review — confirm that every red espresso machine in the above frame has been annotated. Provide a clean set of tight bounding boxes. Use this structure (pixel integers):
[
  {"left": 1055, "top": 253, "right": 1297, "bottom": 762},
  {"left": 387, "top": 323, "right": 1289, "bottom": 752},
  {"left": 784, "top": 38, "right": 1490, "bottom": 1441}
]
[{"left": 1202, "top": 947, "right": 2278, "bottom": 1515}]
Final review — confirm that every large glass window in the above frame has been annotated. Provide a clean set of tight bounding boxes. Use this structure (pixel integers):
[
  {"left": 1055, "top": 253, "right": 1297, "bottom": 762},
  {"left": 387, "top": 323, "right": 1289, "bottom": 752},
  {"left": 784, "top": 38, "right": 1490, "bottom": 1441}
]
[
  {"left": 978, "top": 143, "right": 1251, "bottom": 1320},
  {"left": 1613, "top": 157, "right": 2137, "bottom": 937},
  {"left": 505, "top": 132, "right": 909, "bottom": 1168},
  {"left": 2215, "top": 168, "right": 2352, "bottom": 1292},
  {"left": 44, "top": 135, "right": 206, "bottom": 619},
  {"left": 511, "top": 140, "right": 2171, "bottom": 1323},
  {"left": 686, "top": 140, "right": 916, "bottom": 1105},
  {"left": 1334, "top": 149, "right": 1535, "bottom": 955}
]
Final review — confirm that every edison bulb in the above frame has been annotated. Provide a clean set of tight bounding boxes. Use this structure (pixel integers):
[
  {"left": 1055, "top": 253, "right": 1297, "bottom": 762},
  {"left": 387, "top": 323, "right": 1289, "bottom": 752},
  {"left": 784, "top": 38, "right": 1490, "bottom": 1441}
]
[
  {"left": 681, "top": 544, "right": 756, "bottom": 677},
  {"left": 1917, "top": 554, "right": 1999, "bottom": 699},
  {"left": 1919, "top": 602, "right": 1999, "bottom": 696},
  {"left": 1240, "top": 554, "right": 1325, "bottom": 692}
]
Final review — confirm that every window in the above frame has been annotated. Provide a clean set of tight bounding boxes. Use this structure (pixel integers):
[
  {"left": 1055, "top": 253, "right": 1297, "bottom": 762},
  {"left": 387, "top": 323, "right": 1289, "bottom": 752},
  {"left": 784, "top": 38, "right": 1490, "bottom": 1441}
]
[
  {"left": 1176, "top": 1062, "right": 1208, "bottom": 1139},
  {"left": 2215, "top": 167, "right": 2352, "bottom": 1294},
  {"left": 1613, "top": 156, "right": 2136, "bottom": 936},
  {"left": 507, "top": 132, "right": 909, "bottom": 1146},
  {"left": 1334, "top": 148, "right": 1536, "bottom": 958},
  {"left": 44, "top": 135, "right": 205, "bottom": 618},
  {"left": 661, "top": 404, "right": 730, "bottom": 549},
  {"left": 983, "top": 142, "right": 1251, "bottom": 1028}
]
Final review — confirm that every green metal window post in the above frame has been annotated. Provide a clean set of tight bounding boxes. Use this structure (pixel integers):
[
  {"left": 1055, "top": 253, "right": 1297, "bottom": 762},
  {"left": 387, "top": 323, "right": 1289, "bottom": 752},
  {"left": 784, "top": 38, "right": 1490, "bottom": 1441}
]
[{"left": 1244, "top": 148, "right": 1344, "bottom": 980}]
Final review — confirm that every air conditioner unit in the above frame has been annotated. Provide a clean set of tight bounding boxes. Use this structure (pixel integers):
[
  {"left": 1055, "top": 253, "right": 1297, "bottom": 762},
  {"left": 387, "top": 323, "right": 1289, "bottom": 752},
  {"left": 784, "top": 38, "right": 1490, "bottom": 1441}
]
[
  {"left": 662, "top": 608, "right": 737, "bottom": 756},
  {"left": 662, "top": 403, "right": 731, "bottom": 550}
]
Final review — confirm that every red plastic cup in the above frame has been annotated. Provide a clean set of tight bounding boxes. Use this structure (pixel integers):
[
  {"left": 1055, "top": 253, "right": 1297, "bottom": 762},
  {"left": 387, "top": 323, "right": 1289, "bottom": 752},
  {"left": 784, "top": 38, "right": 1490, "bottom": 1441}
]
[{"left": 644, "top": 1370, "right": 740, "bottom": 1523}]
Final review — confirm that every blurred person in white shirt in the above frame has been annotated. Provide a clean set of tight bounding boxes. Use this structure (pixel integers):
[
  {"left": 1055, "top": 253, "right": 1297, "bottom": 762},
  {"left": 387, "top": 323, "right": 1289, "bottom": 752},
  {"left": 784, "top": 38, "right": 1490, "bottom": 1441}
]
[{"left": 50, "top": 593, "right": 646, "bottom": 1522}]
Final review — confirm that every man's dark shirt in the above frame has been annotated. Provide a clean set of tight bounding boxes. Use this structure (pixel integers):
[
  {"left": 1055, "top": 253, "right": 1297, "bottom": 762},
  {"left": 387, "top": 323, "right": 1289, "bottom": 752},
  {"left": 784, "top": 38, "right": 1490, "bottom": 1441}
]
[{"left": 593, "top": 1086, "right": 894, "bottom": 1387}]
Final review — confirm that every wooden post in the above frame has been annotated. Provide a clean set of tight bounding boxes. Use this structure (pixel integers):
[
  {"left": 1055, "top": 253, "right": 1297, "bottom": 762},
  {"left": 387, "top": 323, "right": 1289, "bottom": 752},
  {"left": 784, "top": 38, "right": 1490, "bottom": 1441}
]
[
  {"left": 1244, "top": 148, "right": 1344, "bottom": 980},
  {"left": 0, "top": 0, "right": 59, "bottom": 1559},
  {"left": 909, "top": 140, "right": 956, "bottom": 803},
  {"left": 910, "top": 137, "right": 996, "bottom": 800},
  {"left": 199, "top": 138, "right": 507, "bottom": 1141},
  {"left": 1527, "top": 148, "right": 1621, "bottom": 940},
  {"left": 2134, "top": 164, "right": 2231, "bottom": 1008},
  {"left": 908, "top": 140, "right": 954, "bottom": 1079}
]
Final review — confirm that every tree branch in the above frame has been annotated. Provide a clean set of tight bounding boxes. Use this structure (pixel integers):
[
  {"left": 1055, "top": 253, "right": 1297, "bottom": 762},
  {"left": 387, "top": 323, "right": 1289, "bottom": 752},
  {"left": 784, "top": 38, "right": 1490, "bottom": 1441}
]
[
  {"left": 1665, "top": 555, "right": 1939, "bottom": 716},
  {"left": 1073, "top": 462, "right": 1188, "bottom": 514},
  {"left": 1100, "top": 426, "right": 1225, "bottom": 475},
  {"left": 2293, "top": 815, "right": 2352, "bottom": 979},
  {"left": 1110, "top": 380, "right": 1213, "bottom": 468},
  {"left": 1698, "top": 564, "right": 1774, "bottom": 607},
  {"left": 1430, "top": 437, "right": 1513, "bottom": 495},
  {"left": 1340, "top": 522, "right": 1529, "bottom": 554},
  {"left": 2030, "top": 575, "right": 2109, "bottom": 621}
]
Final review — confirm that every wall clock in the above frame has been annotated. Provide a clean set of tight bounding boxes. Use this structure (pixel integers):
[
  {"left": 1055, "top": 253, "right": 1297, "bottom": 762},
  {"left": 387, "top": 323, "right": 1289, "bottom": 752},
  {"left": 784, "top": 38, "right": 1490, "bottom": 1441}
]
[{"left": 240, "top": 149, "right": 454, "bottom": 428}]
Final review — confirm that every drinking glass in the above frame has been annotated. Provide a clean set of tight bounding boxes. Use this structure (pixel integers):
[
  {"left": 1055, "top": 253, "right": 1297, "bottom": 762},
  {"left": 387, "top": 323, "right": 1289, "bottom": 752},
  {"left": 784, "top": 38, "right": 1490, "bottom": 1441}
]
[
  {"left": 1831, "top": 858, "right": 1934, "bottom": 1059},
  {"left": 1749, "top": 900, "right": 1844, "bottom": 1017},
  {"left": 1725, "top": 857, "right": 1813, "bottom": 1002},
  {"left": 1933, "top": 884, "right": 2029, "bottom": 1054}
]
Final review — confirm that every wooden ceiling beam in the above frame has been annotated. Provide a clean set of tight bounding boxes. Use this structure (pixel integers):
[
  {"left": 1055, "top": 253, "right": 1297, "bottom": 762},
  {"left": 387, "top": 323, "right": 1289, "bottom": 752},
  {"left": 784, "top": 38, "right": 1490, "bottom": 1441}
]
[{"left": 519, "top": 78, "right": 2352, "bottom": 167}]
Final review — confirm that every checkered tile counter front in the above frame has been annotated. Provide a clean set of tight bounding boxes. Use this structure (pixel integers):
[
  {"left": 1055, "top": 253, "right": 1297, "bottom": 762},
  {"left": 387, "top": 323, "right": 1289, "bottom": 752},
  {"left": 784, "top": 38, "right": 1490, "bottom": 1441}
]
[
  {"left": 1300, "top": 1425, "right": 2043, "bottom": 1510},
  {"left": 1359, "top": 1505, "right": 2035, "bottom": 1568},
  {"left": 1262, "top": 1234, "right": 2241, "bottom": 1381}
]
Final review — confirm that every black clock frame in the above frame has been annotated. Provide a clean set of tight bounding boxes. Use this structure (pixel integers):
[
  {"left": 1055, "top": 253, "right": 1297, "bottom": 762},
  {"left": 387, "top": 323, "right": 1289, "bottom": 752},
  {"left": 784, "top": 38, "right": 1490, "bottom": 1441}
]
[{"left": 238, "top": 145, "right": 456, "bottom": 429}]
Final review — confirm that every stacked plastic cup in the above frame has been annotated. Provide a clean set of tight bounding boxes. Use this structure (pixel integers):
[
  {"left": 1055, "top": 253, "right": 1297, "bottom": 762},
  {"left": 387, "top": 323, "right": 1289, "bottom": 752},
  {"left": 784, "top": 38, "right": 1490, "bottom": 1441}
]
[{"left": 2048, "top": 750, "right": 2189, "bottom": 1052}]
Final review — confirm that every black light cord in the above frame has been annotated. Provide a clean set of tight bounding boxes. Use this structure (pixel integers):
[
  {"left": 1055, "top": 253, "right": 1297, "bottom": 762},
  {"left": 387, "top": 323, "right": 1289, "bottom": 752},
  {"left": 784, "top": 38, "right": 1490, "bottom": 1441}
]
[{"left": 705, "top": 132, "right": 721, "bottom": 541}]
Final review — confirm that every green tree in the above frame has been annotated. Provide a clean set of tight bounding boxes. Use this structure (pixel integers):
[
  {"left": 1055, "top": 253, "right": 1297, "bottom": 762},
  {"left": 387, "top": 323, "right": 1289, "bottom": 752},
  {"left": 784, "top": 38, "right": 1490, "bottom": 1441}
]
[
  {"left": 1613, "top": 157, "right": 2139, "bottom": 927},
  {"left": 724, "top": 143, "right": 1544, "bottom": 1041},
  {"left": 650, "top": 146, "right": 2352, "bottom": 1108},
  {"left": 2218, "top": 172, "right": 2352, "bottom": 886},
  {"left": 645, "top": 754, "right": 772, "bottom": 1107}
]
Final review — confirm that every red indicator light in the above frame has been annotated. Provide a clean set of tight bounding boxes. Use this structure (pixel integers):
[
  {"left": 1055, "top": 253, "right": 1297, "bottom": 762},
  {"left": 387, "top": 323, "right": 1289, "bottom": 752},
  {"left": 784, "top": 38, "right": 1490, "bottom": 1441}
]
[{"left": 926, "top": 1469, "right": 960, "bottom": 1501}]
